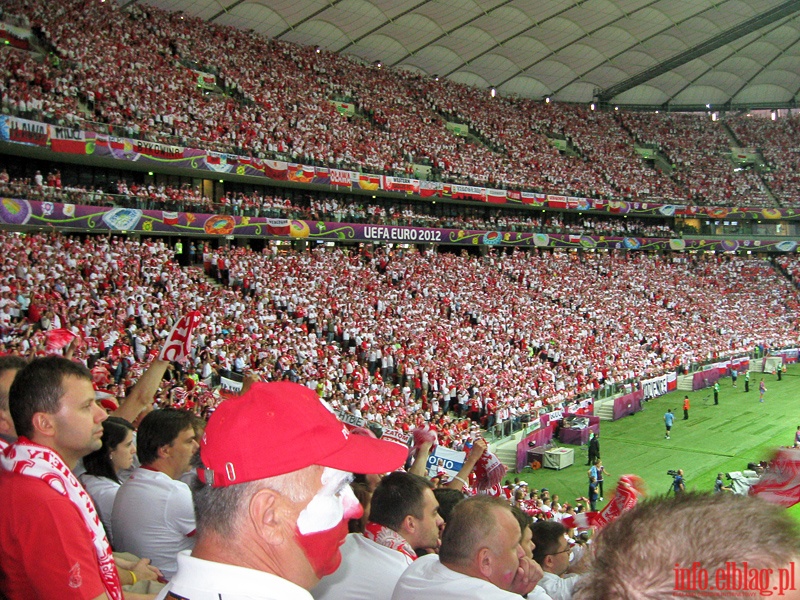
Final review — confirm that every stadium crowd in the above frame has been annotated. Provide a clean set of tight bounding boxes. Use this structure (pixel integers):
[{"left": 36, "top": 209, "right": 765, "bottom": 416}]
[
  {"left": 0, "top": 0, "right": 796, "bottom": 210},
  {"left": 728, "top": 113, "right": 800, "bottom": 207},
  {"left": 0, "top": 231, "right": 795, "bottom": 441},
  {"left": 618, "top": 111, "right": 772, "bottom": 208},
  {"left": 2, "top": 3, "right": 800, "bottom": 599}
]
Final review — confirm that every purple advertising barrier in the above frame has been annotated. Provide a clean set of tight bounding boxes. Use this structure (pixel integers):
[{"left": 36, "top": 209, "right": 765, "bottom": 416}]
[
  {"left": 612, "top": 389, "right": 644, "bottom": 420},
  {"left": 516, "top": 421, "right": 555, "bottom": 472},
  {"left": 1, "top": 199, "right": 800, "bottom": 252},
  {"left": 692, "top": 369, "right": 720, "bottom": 391}
]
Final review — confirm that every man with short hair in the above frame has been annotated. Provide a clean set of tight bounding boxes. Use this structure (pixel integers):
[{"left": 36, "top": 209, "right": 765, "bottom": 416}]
[
  {"left": 155, "top": 381, "right": 407, "bottom": 599},
  {"left": 391, "top": 495, "right": 550, "bottom": 599},
  {"left": 572, "top": 493, "right": 800, "bottom": 599},
  {"left": 313, "top": 472, "right": 444, "bottom": 600},
  {"left": 531, "top": 520, "right": 582, "bottom": 600},
  {"left": 0, "top": 356, "right": 122, "bottom": 598},
  {"left": 112, "top": 407, "right": 199, "bottom": 580}
]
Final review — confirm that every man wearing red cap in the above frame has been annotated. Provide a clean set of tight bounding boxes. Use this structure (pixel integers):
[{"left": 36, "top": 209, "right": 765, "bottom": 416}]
[{"left": 154, "top": 381, "right": 407, "bottom": 600}]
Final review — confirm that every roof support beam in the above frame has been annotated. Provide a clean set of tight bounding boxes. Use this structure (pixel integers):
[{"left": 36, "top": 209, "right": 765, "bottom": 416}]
[
  {"left": 275, "top": 0, "right": 346, "bottom": 40},
  {"left": 443, "top": 0, "right": 592, "bottom": 79},
  {"left": 208, "top": 0, "right": 246, "bottom": 23},
  {"left": 598, "top": 0, "right": 800, "bottom": 103},
  {"left": 388, "top": 0, "right": 515, "bottom": 68}
]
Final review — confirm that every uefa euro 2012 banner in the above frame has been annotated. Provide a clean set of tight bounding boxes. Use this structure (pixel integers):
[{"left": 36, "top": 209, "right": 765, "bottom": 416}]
[
  {"left": 2, "top": 199, "right": 800, "bottom": 252},
  {"left": 0, "top": 115, "right": 798, "bottom": 221}
]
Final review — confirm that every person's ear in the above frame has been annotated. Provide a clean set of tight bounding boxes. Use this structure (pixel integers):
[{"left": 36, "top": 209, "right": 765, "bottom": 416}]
[
  {"left": 476, "top": 546, "right": 493, "bottom": 578},
  {"left": 31, "top": 411, "right": 55, "bottom": 438},
  {"left": 157, "top": 443, "right": 172, "bottom": 460},
  {"left": 250, "top": 487, "right": 285, "bottom": 544},
  {"left": 0, "top": 410, "right": 16, "bottom": 437}
]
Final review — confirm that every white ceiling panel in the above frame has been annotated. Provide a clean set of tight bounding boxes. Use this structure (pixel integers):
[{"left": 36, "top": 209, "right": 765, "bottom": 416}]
[{"left": 131, "top": 0, "right": 800, "bottom": 107}]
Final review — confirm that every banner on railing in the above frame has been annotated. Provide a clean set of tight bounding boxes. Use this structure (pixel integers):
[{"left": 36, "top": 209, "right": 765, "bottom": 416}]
[
  {"left": 49, "top": 126, "right": 86, "bottom": 154},
  {"left": 383, "top": 176, "right": 420, "bottom": 194},
  {"left": 426, "top": 446, "right": 466, "bottom": 479},
  {"left": 220, "top": 375, "right": 243, "bottom": 393},
  {"left": 0, "top": 116, "right": 47, "bottom": 147},
  {"left": 7, "top": 117, "right": 800, "bottom": 222},
  {"left": 3, "top": 200, "right": 800, "bottom": 252},
  {"left": 642, "top": 374, "right": 668, "bottom": 400}
]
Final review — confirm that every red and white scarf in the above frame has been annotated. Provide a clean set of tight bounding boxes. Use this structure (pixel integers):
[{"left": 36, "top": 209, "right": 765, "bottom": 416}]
[
  {"left": 0, "top": 437, "right": 122, "bottom": 599},
  {"left": 364, "top": 521, "right": 418, "bottom": 561}
]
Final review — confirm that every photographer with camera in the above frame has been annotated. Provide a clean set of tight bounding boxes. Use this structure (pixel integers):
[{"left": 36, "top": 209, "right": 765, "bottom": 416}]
[
  {"left": 714, "top": 473, "right": 732, "bottom": 494},
  {"left": 669, "top": 469, "right": 685, "bottom": 495}
]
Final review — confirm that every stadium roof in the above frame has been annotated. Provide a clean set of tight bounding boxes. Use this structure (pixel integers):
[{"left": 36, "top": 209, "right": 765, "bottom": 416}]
[{"left": 131, "top": 0, "right": 800, "bottom": 109}]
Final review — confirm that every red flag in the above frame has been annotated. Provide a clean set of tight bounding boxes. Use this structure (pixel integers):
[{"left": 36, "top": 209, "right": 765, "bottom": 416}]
[
  {"left": 473, "top": 444, "right": 507, "bottom": 491},
  {"left": 265, "top": 219, "right": 290, "bottom": 236},
  {"left": 159, "top": 312, "right": 202, "bottom": 364},
  {"left": 749, "top": 448, "right": 800, "bottom": 507},
  {"left": 562, "top": 475, "right": 645, "bottom": 530},
  {"left": 45, "top": 329, "right": 77, "bottom": 354},
  {"left": 486, "top": 189, "right": 508, "bottom": 204}
]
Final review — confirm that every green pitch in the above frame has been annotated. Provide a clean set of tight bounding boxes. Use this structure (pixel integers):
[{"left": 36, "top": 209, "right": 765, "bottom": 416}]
[{"left": 511, "top": 365, "right": 800, "bottom": 508}]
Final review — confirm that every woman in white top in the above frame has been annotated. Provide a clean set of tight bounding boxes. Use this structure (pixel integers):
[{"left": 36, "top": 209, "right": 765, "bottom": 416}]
[{"left": 80, "top": 416, "right": 136, "bottom": 546}]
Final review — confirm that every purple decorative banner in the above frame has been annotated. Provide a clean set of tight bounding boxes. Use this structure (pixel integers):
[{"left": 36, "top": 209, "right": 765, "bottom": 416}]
[
  {"left": 1, "top": 116, "right": 800, "bottom": 220},
  {"left": 2, "top": 199, "right": 798, "bottom": 252}
]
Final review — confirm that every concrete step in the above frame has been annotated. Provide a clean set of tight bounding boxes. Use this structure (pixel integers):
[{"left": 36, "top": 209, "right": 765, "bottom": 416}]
[
  {"left": 595, "top": 398, "right": 615, "bottom": 421},
  {"left": 677, "top": 375, "right": 694, "bottom": 391}
]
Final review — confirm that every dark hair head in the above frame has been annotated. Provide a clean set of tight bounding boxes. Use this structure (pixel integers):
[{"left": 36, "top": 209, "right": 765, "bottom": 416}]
[
  {"left": 433, "top": 487, "right": 467, "bottom": 525},
  {"left": 9, "top": 356, "right": 92, "bottom": 438},
  {"left": 136, "top": 408, "right": 195, "bottom": 466},
  {"left": 511, "top": 505, "right": 533, "bottom": 536},
  {"left": 531, "top": 519, "right": 567, "bottom": 565},
  {"left": 369, "top": 471, "right": 433, "bottom": 531},
  {"left": 0, "top": 354, "right": 27, "bottom": 414},
  {"left": 82, "top": 417, "right": 135, "bottom": 484}
]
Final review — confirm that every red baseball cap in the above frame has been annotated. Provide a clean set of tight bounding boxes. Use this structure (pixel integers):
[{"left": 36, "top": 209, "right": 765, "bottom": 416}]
[{"left": 199, "top": 382, "right": 407, "bottom": 487}]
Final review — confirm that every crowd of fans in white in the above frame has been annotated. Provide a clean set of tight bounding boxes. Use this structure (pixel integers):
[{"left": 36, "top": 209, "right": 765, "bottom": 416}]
[
  {"left": 1, "top": 231, "right": 796, "bottom": 452},
  {"left": 0, "top": 0, "right": 798, "bottom": 210}
]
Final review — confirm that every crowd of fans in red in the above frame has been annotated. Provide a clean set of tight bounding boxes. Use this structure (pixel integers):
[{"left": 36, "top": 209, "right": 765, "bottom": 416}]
[
  {"left": 0, "top": 1, "right": 797, "bottom": 210},
  {"left": 1, "top": 231, "right": 796, "bottom": 451}
]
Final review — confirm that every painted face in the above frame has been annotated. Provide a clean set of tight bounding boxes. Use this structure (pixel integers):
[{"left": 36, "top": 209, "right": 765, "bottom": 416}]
[{"left": 295, "top": 467, "right": 362, "bottom": 578}]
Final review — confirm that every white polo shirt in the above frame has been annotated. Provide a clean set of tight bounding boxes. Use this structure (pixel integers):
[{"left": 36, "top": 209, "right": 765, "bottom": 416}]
[
  {"left": 312, "top": 533, "right": 413, "bottom": 600},
  {"left": 155, "top": 551, "right": 313, "bottom": 600},
  {"left": 391, "top": 554, "right": 553, "bottom": 600},
  {"left": 538, "top": 571, "right": 581, "bottom": 600},
  {"left": 78, "top": 473, "right": 120, "bottom": 544},
  {"left": 112, "top": 467, "right": 195, "bottom": 580}
]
